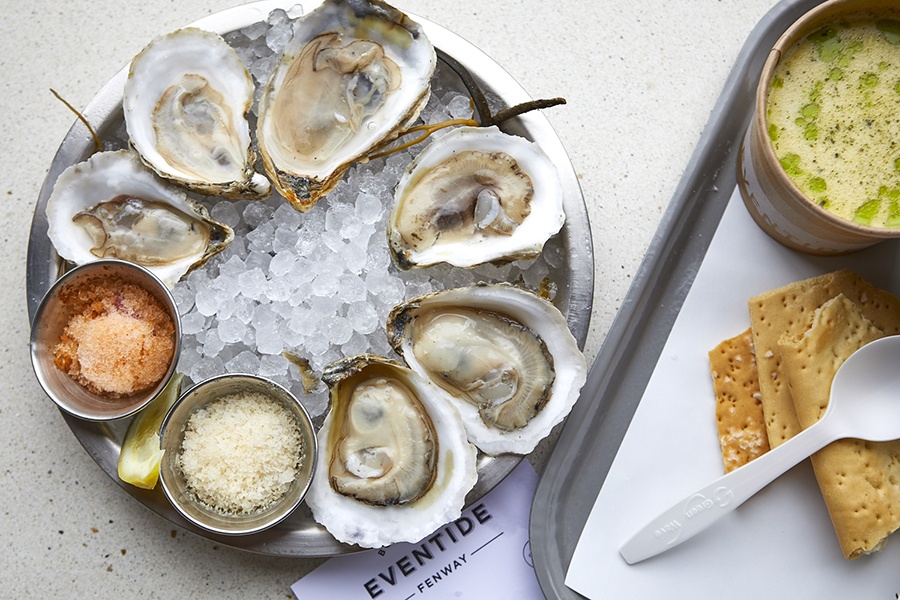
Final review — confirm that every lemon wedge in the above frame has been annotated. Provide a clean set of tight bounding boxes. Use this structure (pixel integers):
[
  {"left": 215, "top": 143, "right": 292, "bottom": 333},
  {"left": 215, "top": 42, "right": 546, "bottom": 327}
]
[{"left": 117, "top": 373, "right": 183, "bottom": 489}]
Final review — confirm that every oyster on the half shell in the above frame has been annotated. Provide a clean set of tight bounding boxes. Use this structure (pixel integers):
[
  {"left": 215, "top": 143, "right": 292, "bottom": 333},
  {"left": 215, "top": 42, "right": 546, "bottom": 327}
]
[
  {"left": 305, "top": 354, "right": 477, "bottom": 548},
  {"left": 388, "top": 126, "right": 565, "bottom": 269},
  {"left": 256, "top": 0, "right": 435, "bottom": 211},
  {"left": 124, "top": 27, "right": 270, "bottom": 200},
  {"left": 45, "top": 150, "right": 234, "bottom": 288},
  {"left": 386, "top": 284, "right": 587, "bottom": 455}
]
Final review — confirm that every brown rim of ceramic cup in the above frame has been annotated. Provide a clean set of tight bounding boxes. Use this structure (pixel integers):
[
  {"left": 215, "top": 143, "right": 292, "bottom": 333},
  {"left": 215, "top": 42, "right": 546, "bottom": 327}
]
[{"left": 741, "top": 0, "right": 900, "bottom": 255}]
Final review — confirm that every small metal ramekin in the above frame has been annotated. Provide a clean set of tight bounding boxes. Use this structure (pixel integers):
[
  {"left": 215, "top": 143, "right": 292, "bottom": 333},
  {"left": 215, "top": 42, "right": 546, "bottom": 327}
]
[
  {"left": 158, "top": 373, "right": 317, "bottom": 536},
  {"left": 29, "top": 259, "right": 182, "bottom": 421}
]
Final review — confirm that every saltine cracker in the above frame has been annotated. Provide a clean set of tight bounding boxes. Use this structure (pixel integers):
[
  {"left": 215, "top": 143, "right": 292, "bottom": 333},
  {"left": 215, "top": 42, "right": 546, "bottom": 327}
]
[
  {"left": 748, "top": 269, "right": 900, "bottom": 447},
  {"left": 708, "top": 329, "right": 769, "bottom": 473},
  {"left": 778, "top": 295, "right": 900, "bottom": 559}
]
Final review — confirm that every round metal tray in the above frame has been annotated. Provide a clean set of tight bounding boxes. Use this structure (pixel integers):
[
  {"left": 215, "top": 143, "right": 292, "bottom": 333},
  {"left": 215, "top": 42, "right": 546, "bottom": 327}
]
[{"left": 26, "top": 0, "right": 594, "bottom": 556}]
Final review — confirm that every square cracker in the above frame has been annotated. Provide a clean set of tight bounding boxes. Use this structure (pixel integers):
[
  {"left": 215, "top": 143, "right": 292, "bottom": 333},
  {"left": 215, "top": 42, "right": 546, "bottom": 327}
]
[
  {"left": 708, "top": 329, "right": 769, "bottom": 473},
  {"left": 748, "top": 269, "right": 900, "bottom": 447},
  {"left": 778, "top": 294, "right": 900, "bottom": 559}
]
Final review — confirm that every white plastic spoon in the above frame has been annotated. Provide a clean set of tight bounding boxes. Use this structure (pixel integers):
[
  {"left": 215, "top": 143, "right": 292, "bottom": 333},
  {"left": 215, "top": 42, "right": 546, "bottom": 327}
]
[{"left": 620, "top": 334, "right": 900, "bottom": 565}]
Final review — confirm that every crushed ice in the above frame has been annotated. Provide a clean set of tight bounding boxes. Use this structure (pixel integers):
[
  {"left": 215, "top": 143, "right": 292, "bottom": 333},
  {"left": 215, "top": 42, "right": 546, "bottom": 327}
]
[{"left": 165, "top": 8, "right": 563, "bottom": 419}]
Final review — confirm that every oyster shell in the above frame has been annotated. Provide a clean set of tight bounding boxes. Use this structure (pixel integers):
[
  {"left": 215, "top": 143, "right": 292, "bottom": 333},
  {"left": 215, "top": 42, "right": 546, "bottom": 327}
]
[
  {"left": 124, "top": 27, "right": 270, "bottom": 199},
  {"left": 256, "top": 0, "right": 435, "bottom": 211},
  {"left": 388, "top": 126, "right": 565, "bottom": 269},
  {"left": 305, "top": 354, "right": 477, "bottom": 548},
  {"left": 386, "top": 284, "right": 587, "bottom": 455},
  {"left": 45, "top": 150, "right": 234, "bottom": 288}
]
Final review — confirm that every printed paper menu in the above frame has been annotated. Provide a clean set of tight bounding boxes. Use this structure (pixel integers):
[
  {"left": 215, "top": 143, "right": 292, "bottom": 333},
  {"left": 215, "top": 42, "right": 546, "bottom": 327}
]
[{"left": 292, "top": 460, "right": 544, "bottom": 599}]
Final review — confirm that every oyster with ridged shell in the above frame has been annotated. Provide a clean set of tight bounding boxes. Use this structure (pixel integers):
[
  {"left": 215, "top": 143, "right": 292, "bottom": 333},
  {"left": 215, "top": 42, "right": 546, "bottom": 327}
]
[
  {"left": 45, "top": 150, "right": 233, "bottom": 288},
  {"left": 388, "top": 126, "right": 565, "bottom": 269},
  {"left": 256, "top": 0, "right": 435, "bottom": 211},
  {"left": 387, "top": 283, "right": 587, "bottom": 455},
  {"left": 124, "top": 27, "right": 270, "bottom": 200},
  {"left": 305, "top": 354, "right": 477, "bottom": 548}
]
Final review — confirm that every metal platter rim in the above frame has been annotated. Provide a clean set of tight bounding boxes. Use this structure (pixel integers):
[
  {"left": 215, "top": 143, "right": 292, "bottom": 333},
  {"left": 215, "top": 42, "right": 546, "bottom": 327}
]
[{"left": 25, "top": 0, "right": 594, "bottom": 557}]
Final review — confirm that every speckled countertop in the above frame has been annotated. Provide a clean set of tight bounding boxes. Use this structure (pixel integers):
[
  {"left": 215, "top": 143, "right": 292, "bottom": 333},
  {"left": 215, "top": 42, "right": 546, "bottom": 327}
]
[{"left": 2, "top": 0, "right": 781, "bottom": 597}]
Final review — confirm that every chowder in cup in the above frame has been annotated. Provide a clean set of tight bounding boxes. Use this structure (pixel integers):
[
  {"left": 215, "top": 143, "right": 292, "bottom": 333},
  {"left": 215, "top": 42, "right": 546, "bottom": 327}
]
[{"left": 739, "top": 0, "right": 900, "bottom": 254}]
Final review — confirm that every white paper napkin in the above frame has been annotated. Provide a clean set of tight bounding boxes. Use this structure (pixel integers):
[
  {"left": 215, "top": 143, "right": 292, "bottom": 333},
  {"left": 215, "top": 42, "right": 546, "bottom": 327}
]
[{"left": 565, "top": 188, "right": 900, "bottom": 600}]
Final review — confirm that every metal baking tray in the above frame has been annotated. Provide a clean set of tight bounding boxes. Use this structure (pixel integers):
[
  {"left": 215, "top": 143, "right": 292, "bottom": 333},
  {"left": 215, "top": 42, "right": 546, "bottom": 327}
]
[
  {"left": 529, "top": 0, "right": 832, "bottom": 596},
  {"left": 25, "top": 1, "right": 593, "bottom": 556}
]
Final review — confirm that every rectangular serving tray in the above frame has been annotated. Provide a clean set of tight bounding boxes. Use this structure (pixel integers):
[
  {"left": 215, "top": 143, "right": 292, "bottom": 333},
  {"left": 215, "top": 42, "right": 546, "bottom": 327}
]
[{"left": 529, "top": 0, "right": 849, "bottom": 597}]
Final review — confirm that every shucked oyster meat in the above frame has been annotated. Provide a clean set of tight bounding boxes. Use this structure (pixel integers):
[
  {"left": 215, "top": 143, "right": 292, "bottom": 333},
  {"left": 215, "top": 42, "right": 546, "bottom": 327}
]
[
  {"left": 45, "top": 150, "right": 233, "bottom": 288},
  {"left": 387, "top": 284, "right": 587, "bottom": 455},
  {"left": 124, "top": 27, "right": 270, "bottom": 200},
  {"left": 326, "top": 366, "right": 436, "bottom": 506},
  {"left": 305, "top": 354, "right": 477, "bottom": 548},
  {"left": 402, "top": 304, "right": 555, "bottom": 432},
  {"left": 256, "top": 0, "right": 435, "bottom": 211},
  {"left": 388, "top": 126, "right": 565, "bottom": 269}
]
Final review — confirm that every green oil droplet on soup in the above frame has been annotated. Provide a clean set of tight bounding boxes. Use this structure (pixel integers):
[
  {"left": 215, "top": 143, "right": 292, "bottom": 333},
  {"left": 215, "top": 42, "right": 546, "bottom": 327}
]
[
  {"left": 809, "top": 80, "right": 824, "bottom": 102},
  {"left": 811, "top": 26, "right": 842, "bottom": 62},
  {"left": 800, "top": 103, "right": 820, "bottom": 118},
  {"left": 805, "top": 123, "right": 818, "bottom": 140},
  {"left": 860, "top": 72, "right": 880, "bottom": 87},
  {"left": 886, "top": 199, "right": 900, "bottom": 226},
  {"left": 877, "top": 185, "right": 900, "bottom": 205},
  {"left": 808, "top": 176, "right": 827, "bottom": 192},
  {"left": 854, "top": 198, "right": 881, "bottom": 224},
  {"left": 780, "top": 153, "right": 804, "bottom": 177}
]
